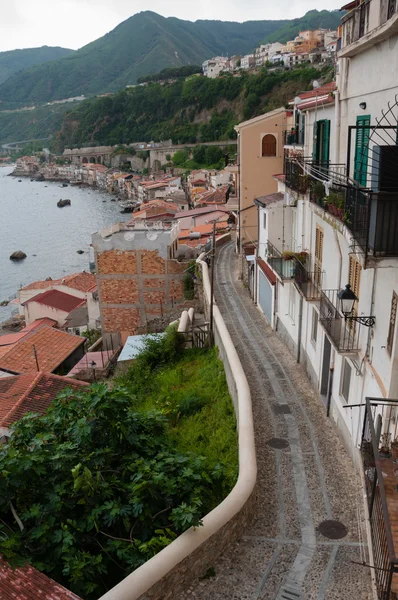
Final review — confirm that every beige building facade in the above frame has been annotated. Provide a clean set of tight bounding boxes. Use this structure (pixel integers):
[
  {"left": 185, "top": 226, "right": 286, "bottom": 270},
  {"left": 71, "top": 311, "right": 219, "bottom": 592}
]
[{"left": 235, "top": 107, "right": 291, "bottom": 249}]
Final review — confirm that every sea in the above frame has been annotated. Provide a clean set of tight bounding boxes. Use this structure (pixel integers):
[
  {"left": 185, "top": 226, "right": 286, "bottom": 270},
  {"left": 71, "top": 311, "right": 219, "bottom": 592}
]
[{"left": 0, "top": 166, "right": 129, "bottom": 322}]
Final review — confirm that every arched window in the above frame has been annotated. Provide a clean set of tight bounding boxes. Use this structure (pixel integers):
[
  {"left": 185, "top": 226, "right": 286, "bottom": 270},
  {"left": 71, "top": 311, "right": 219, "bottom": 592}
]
[{"left": 262, "top": 134, "right": 277, "bottom": 157}]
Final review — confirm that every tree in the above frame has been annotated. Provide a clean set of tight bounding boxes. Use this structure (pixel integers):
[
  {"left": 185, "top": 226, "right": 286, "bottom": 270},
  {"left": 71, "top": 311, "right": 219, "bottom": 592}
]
[
  {"left": 204, "top": 146, "right": 223, "bottom": 166},
  {"left": 172, "top": 150, "right": 189, "bottom": 166},
  {"left": 0, "top": 356, "right": 226, "bottom": 598},
  {"left": 192, "top": 145, "right": 206, "bottom": 165}
]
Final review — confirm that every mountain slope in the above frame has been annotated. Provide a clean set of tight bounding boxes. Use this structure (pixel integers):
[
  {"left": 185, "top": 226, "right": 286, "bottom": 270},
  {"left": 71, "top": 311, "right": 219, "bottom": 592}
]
[
  {"left": 0, "top": 46, "right": 74, "bottom": 86},
  {"left": 0, "top": 10, "right": 340, "bottom": 104},
  {"left": 263, "top": 10, "right": 342, "bottom": 43}
]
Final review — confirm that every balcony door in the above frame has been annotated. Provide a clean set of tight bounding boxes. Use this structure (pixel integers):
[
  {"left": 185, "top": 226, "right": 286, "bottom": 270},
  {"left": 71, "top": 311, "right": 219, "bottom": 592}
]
[
  {"left": 313, "top": 119, "right": 330, "bottom": 168},
  {"left": 354, "top": 114, "right": 370, "bottom": 187}
]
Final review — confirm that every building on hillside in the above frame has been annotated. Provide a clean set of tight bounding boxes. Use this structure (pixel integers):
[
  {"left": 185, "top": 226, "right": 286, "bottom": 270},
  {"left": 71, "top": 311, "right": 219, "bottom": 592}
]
[
  {"left": 250, "top": 0, "right": 398, "bottom": 530},
  {"left": 0, "top": 372, "right": 88, "bottom": 438},
  {"left": 22, "top": 290, "right": 86, "bottom": 328},
  {"left": 0, "top": 325, "right": 85, "bottom": 377},
  {"left": 92, "top": 221, "right": 192, "bottom": 345},
  {"left": 229, "top": 55, "right": 241, "bottom": 71},
  {"left": 234, "top": 107, "right": 291, "bottom": 251},
  {"left": 202, "top": 57, "right": 229, "bottom": 78},
  {"left": 19, "top": 272, "right": 99, "bottom": 328},
  {"left": 240, "top": 54, "right": 255, "bottom": 70}
]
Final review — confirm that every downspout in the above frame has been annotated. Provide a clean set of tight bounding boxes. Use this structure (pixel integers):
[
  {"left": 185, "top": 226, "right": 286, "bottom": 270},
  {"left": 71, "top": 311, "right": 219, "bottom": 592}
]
[
  {"left": 326, "top": 229, "right": 343, "bottom": 417},
  {"left": 297, "top": 293, "right": 304, "bottom": 364},
  {"left": 333, "top": 89, "right": 341, "bottom": 165}
]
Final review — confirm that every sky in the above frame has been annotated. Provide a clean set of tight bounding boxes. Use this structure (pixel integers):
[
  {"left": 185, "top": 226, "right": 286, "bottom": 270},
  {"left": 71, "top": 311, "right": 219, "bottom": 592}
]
[{"left": 0, "top": 0, "right": 343, "bottom": 52}]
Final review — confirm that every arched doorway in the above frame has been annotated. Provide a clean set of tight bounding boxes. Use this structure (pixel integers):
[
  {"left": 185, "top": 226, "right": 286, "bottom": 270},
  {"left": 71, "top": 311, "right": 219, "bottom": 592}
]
[
  {"left": 82, "top": 157, "right": 88, "bottom": 164},
  {"left": 90, "top": 156, "right": 96, "bottom": 164}
]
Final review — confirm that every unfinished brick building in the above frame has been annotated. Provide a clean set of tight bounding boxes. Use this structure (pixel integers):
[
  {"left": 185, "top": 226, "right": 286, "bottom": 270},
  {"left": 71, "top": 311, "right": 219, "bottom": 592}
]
[{"left": 92, "top": 221, "right": 190, "bottom": 344}]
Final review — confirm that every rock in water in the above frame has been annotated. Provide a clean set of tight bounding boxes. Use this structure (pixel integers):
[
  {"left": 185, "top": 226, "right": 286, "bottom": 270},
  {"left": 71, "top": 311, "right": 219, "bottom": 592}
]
[
  {"left": 10, "top": 251, "right": 27, "bottom": 261},
  {"left": 57, "top": 199, "right": 71, "bottom": 207}
]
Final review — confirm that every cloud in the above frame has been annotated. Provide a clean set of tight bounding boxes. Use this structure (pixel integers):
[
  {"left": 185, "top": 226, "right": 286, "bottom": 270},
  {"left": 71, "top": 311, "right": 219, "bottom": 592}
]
[{"left": 0, "top": 0, "right": 343, "bottom": 52}]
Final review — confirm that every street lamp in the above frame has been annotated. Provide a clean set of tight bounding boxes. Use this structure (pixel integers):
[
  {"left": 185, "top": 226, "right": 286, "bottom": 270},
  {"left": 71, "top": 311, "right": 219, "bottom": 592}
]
[{"left": 337, "top": 284, "right": 375, "bottom": 327}]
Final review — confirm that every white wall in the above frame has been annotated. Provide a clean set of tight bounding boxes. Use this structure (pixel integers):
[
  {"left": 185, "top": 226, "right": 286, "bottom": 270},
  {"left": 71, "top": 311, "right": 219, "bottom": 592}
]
[{"left": 24, "top": 302, "right": 68, "bottom": 327}]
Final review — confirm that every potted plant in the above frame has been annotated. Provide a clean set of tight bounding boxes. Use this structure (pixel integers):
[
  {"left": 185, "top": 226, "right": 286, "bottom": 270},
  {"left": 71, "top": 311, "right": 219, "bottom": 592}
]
[
  {"left": 391, "top": 436, "right": 398, "bottom": 461},
  {"left": 325, "top": 190, "right": 345, "bottom": 219}
]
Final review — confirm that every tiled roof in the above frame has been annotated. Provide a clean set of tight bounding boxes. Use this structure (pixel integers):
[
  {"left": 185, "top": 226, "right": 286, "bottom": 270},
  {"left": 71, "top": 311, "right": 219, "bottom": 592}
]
[
  {"left": 0, "top": 333, "right": 27, "bottom": 347},
  {"left": 22, "top": 318, "right": 58, "bottom": 331},
  {"left": 0, "top": 372, "right": 88, "bottom": 428},
  {"left": 21, "top": 272, "right": 96, "bottom": 293},
  {"left": 0, "top": 556, "right": 82, "bottom": 599},
  {"left": 257, "top": 258, "right": 277, "bottom": 285},
  {"left": 24, "top": 290, "right": 86, "bottom": 313},
  {"left": 293, "top": 81, "right": 336, "bottom": 102},
  {"left": 67, "top": 350, "right": 114, "bottom": 376},
  {"left": 176, "top": 206, "right": 230, "bottom": 218},
  {"left": 0, "top": 326, "right": 85, "bottom": 375},
  {"left": 0, "top": 320, "right": 57, "bottom": 349},
  {"left": 255, "top": 192, "right": 284, "bottom": 206}
]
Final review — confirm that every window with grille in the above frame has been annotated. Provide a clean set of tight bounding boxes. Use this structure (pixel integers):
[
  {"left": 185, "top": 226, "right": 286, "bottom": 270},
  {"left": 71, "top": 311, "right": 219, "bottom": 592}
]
[
  {"left": 387, "top": 292, "right": 397, "bottom": 355},
  {"left": 311, "top": 308, "right": 318, "bottom": 344},
  {"left": 341, "top": 359, "right": 352, "bottom": 403},
  {"left": 262, "top": 134, "right": 277, "bottom": 157},
  {"left": 314, "top": 225, "right": 324, "bottom": 287}
]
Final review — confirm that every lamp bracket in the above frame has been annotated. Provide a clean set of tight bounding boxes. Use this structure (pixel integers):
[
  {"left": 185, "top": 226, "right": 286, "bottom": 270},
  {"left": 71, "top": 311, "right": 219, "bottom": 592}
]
[{"left": 344, "top": 315, "right": 375, "bottom": 327}]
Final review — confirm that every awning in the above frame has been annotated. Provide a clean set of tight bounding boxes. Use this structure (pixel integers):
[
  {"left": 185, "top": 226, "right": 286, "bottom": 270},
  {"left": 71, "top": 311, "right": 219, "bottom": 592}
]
[{"left": 257, "top": 258, "right": 277, "bottom": 286}]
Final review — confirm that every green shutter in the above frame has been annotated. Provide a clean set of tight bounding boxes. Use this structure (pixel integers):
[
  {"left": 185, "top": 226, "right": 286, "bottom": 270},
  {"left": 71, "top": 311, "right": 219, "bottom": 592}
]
[
  {"left": 313, "top": 120, "right": 330, "bottom": 165},
  {"left": 313, "top": 122, "right": 318, "bottom": 162},
  {"left": 354, "top": 115, "right": 370, "bottom": 187},
  {"left": 322, "top": 120, "right": 330, "bottom": 165}
]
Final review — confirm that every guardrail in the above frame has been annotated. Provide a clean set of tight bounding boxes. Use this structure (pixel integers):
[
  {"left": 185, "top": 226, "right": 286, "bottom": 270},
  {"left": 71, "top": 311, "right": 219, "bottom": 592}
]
[{"left": 98, "top": 254, "right": 257, "bottom": 600}]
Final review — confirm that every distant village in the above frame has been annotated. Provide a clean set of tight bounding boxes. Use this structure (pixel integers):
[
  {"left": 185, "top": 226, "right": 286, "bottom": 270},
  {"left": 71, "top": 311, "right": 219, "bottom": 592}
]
[{"left": 202, "top": 28, "right": 338, "bottom": 77}]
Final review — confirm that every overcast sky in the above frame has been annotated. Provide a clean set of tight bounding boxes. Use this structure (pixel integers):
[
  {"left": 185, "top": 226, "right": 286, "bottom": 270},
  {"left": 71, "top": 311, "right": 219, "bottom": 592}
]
[{"left": 0, "top": 0, "right": 343, "bottom": 52}]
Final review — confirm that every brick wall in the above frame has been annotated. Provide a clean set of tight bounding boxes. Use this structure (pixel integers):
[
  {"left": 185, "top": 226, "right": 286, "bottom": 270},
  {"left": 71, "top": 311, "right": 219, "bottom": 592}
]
[
  {"left": 100, "top": 279, "right": 139, "bottom": 304},
  {"left": 141, "top": 250, "right": 166, "bottom": 274},
  {"left": 98, "top": 250, "right": 137, "bottom": 274},
  {"left": 102, "top": 308, "right": 140, "bottom": 333}
]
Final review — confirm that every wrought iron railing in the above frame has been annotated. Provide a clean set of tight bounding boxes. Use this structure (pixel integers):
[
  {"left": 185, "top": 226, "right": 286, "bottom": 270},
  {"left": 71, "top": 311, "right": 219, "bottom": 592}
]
[
  {"left": 293, "top": 260, "right": 322, "bottom": 300},
  {"left": 319, "top": 289, "right": 360, "bottom": 352},
  {"left": 285, "top": 158, "right": 347, "bottom": 196},
  {"left": 266, "top": 241, "right": 295, "bottom": 279},
  {"left": 361, "top": 398, "right": 398, "bottom": 599},
  {"left": 283, "top": 128, "right": 305, "bottom": 146},
  {"left": 388, "top": 0, "right": 397, "bottom": 19}
]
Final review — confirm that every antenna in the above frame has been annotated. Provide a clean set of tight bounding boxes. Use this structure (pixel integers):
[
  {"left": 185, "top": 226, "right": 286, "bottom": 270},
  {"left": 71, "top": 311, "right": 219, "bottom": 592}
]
[
  {"left": 32, "top": 345, "right": 40, "bottom": 372},
  {"left": 313, "top": 80, "right": 321, "bottom": 89}
]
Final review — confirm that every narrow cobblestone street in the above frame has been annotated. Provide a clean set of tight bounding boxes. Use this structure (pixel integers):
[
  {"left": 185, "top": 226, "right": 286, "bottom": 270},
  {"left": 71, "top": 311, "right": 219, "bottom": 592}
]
[{"left": 179, "top": 242, "right": 373, "bottom": 600}]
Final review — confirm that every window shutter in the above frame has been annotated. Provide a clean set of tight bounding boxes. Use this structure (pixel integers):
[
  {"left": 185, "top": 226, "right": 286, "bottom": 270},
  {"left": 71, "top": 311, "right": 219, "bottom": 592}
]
[
  {"left": 322, "top": 120, "right": 331, "bottom": 165},
  {"left": 313, "top": 122, "right": 318, "bottom": 162},
  {"left": 314, "top": 226, "right": 324, "bottom": 287},
  {"left": 354, "top": 115, "right": 370, "bottom": 186},
  {"left": 387, "top": 292, "right": 397, "bottom": 355},
  {"left": 262, "top": 135, "right": 276, "bottom": 157}
]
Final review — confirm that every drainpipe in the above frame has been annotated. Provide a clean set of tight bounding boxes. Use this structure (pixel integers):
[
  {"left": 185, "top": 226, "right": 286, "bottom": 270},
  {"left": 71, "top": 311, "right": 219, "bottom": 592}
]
[
  {"left": 326, "top": 363, "right": 334, "bottom": 418},
  {"left": 296, "top": 294, "right": 304, "bottom": 363},
  {"left": 333, "top": 89, "right": 341, "bottom": 165},
  {"left": 333, "top": 229, "right": 343, "bottom": 289}
]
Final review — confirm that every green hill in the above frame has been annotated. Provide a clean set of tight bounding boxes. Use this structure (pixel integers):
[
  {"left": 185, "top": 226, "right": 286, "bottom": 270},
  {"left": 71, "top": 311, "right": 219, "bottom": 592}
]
[
  {"left": 0, "top": 46, "right": 74, "bottom": 86},
  {"left": 263, "top": 10, "right": 342, "bottom": 43},
  {"left": 0, "top": 10, "right": 340, "bottom": 104}
]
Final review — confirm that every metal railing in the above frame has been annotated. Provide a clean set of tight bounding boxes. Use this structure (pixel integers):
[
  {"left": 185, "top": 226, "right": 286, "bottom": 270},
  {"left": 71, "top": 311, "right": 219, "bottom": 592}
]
[
  {"left": 319, "top": 289, "right": 360, "bottom": 352},
  {"left": 285, "top": 158, "right": 347, "bottom": 196},
  {"left": 283, "top": 128, "right": 305, "bottom": 146},
  {"left": 293, "top": 260, "right": 322, "bottom": 300},
  {"left": 361, "top": 398, "right": 398, "bottom": 599},
  {"left": 266, "top": 241, "right": 295, "bottom": 279}
]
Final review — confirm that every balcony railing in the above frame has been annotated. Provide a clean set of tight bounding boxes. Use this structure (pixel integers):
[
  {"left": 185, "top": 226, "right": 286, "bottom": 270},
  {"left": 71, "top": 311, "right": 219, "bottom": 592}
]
[
  {"left": 283, "top": 128, "right": 305, "bottom": 146},
  {"left": 293, "top": 260, "right": 322, "bottom": 300},
  {"left": 319, "top": 289, "right": 360, "bottom": 352},
  {"left": 285, "top": 158, "right": 347, "bottom": 196},
  {"left": 361, "top": 398, "right": 398, "bottom": 599},
  {"left": 266, "top": 241, "right": 295, "bottom": 279}
]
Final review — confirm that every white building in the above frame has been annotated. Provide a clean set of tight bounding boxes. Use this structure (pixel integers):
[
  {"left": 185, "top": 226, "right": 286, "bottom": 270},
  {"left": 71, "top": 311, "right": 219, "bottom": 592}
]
[
  {"left": 202, "top": 57, "right": 229, "bottom": 78},
  {"left": 253, "top": 0, "right": 398, "bottom": 471},
  {"left": 240, "top": 54, "right": 255, "bottom": 70}
]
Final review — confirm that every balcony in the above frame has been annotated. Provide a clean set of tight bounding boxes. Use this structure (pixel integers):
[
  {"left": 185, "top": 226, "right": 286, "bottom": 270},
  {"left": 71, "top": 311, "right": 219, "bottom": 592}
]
[
  {"left": 319, "top": 289, "right": 360, "bottom": 353},
  {"left": 266, "top": 241, "right": 295, "bottom": 280},
  {"left": 285, "top": 158, "right": 346, "bottom": 196},
  {"left": 283, "top": 128, "right": 305, "bottom": 146},
  {"left": 293, "top": 260, "right": 322, "bottom": 300},
  {"left": 361, "top": 398, "right": 398, "bottom": 599}
]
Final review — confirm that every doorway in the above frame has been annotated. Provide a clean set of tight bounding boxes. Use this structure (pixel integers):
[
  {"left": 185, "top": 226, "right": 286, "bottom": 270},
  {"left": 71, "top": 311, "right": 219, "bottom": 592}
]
[{"left": 320, "top": 335, "right": 332, "bottom": 406}]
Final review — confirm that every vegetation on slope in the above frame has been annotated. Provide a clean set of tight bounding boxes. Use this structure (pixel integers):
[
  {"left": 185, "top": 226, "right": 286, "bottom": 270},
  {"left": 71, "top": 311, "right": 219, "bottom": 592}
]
[
  {"left": 263, "top": 9, "right": 342, "bottom": 43},
  {"left": 137, "top": 65, "right": 202, "bottom": 84},
  {"left": 0, "top": 10, "right": 340, "bottom": 104},
  {"left": 54, "top": 64, "right": 327, "bottom": 151},
  {"left": 0, "top": 330, "right": 237, "bottom": 599},
  {"left": 0, "top": 103, "right": 77, "bottom": 146},
  {"left": 0, "top": 46, "right": 74, "bottom": 87}
]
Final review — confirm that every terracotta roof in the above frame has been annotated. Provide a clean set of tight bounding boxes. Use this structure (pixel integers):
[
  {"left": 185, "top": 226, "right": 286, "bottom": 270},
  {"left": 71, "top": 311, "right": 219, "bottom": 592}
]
[
  {"left": 67, "top": 350, "right": 114, "bottom": 376},
  {"left": 176, "top": 206, "right": 230, "bottom": 218},
  {"left": 293, "top": 82, "right": 336, "bottom": 102},
  {"left": 273, "top": 174, "right": 286, "bottom": 182},
  {"left": 257, "top": 258, "right": 277, "bottom": 285},
  {"left": 0, "top": 320, "right": 57, "bottom": 349},
  {"left": 0, "top": 372, "right": 88, "bottom": 428},
  {"left": 0, "top": 333, "right": 27, "bottom": 347},
  {"left": 21, "top": 272, "right": 96, "bottom": 293},
  {"left": 179, "top": 222, "right": 229, "bottom": 240},
  {"left": 24, "top": 290, "right": 86, "bottom": 313},
  {"left": 0, "top": 556, "right": 81, "bottom": 599},
  {"left": 23, "top": 318, "right": 58, "bottom": 331},
  {"left": 0, "top": 326, "right": 85, "bottom": 375}
]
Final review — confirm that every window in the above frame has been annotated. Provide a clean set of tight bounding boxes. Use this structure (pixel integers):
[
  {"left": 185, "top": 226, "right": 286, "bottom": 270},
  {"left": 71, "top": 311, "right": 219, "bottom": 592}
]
[
  {"left": 263, "top": 212, "right": 267, "bottom": 230},
  {"left": 314, "top": 225, "right": 324, "bottom": 287},
  {"left": 348, "top": 256, "right": 362, "bottom": 330},
  {"left": 341, "top": 359, "right": 352, "bottom": 403},
  {"left": 262, "top": 134, "right": 277, "bottom": 157},
  {"left": 313, "top": 119, "right": 330, "bottom": 165},
  {"left": 387, "top": 292, "right": 398, "bottom": 355},
  {"left": 354, "top": 115, "right": 370, "bottom": 186},
  {"left": 311, "top": 308, "right": 318, "bottom": 344},
  {"left": 289, "top": 285, "right": 296, "bottom": 321}
]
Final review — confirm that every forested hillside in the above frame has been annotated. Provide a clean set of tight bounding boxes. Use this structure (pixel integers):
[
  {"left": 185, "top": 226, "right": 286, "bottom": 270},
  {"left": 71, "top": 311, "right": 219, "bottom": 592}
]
[
  {"left": 0, "top": 46, "right": 74, "bottom": 86},
  {"left": 264, "top": 10, "right": 342, "bottom": 43},
  {"left": 53, "top": 65, "right": 330, "bottom": 152},
  {"left": 0, "top": 10, "right": 340, "bottom": 104}
]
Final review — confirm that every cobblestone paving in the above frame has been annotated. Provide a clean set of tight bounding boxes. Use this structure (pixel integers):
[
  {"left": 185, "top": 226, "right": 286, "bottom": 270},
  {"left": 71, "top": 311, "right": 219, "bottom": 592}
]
[{"left": 178, "top": 242, "right": 373, "bottom": 600}]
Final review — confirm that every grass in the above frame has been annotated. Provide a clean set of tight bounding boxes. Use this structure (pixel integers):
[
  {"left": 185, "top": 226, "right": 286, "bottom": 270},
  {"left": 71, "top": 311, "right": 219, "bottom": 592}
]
[{"left": 118, "top": 343, "right": 238, "bottom": 498}]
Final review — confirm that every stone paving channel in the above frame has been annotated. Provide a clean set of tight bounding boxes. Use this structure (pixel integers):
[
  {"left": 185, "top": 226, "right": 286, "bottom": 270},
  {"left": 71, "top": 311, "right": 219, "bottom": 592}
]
[{"left": 177, "top": 242, "right": 374, "bottom": 600}]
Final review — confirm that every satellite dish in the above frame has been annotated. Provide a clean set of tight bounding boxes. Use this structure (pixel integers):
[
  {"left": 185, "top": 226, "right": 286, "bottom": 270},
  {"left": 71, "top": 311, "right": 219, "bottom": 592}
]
[
  {"left": 313, "top": 80, "right": 321, "bottom": 89},
  {"left": 294, "top": 96, "right": 301, "bottom": 105}
]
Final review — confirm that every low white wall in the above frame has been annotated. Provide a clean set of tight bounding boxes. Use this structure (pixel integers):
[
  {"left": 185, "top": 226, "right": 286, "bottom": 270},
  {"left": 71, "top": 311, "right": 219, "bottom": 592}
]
[{"left": 98, "top": 255, "right": 257, "bottom": 600}]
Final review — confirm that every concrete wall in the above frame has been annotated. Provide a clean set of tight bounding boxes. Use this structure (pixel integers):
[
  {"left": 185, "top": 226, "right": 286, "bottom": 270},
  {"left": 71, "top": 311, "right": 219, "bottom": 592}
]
[
  {"left": 24, "top": 302, "right": 68, "bottom": 327},
  {"left": 97, "top": 256, "right": 256, "bottom": 600}
]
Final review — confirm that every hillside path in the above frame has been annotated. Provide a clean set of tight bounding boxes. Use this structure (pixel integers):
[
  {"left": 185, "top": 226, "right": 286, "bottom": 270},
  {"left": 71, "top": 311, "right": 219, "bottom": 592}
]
[{"left": 176, "top": 241, "right": 373, "bottom": 600}]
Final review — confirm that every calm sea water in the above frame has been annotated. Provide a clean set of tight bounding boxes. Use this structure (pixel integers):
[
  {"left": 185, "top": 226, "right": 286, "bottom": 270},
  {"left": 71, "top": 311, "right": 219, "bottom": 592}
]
[{"left": 0, "top": 166, "right": 128, "bottom": 321}]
